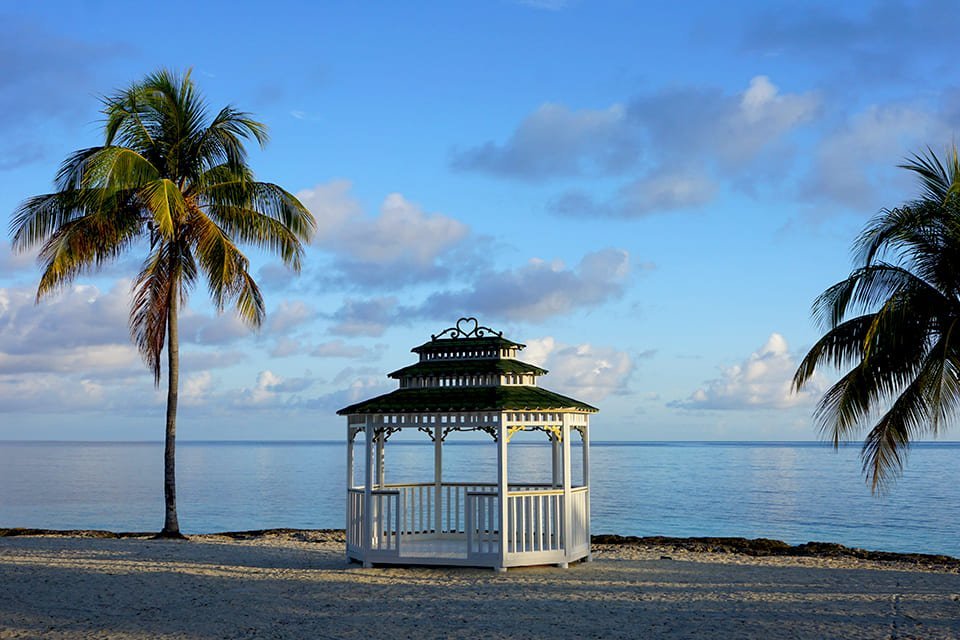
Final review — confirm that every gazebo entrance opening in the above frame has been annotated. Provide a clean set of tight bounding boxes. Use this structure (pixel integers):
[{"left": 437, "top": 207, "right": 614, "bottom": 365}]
[{"left": 338, "top": 319, "right": 597, "bottom": 571}]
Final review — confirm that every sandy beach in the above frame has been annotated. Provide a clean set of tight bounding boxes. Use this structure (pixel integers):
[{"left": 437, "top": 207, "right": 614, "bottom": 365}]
[{"left": 0, "top": 531, "right": 958, "bottom": 639}]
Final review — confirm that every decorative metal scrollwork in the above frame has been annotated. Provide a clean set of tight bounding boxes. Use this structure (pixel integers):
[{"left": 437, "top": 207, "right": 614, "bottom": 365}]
[
  {"left": 443, "top": 425, "right": 498, "bottom": 441},
  {"left": 432, "top": 317, "right": 503, "bottom": 341},
  {"left": 375, "top": 426, "right": 402, "bottom": 441}
]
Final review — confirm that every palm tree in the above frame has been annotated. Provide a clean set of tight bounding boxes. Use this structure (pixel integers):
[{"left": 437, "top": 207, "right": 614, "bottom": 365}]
[
  {"left": 9, "top": 69, "right": 316, "bottom": 537},
  {"left": 793, "top": 146, "right": 960, "bottom": 491}
]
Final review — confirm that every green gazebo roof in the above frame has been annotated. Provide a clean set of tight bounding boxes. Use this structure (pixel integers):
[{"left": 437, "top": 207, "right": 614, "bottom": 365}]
[
  {"left": 411, "top": 335, "right": 524, "bottom": 354},
  {"left": 337, "top": 386, "right": 598, "bottom": 415},
  {"left": 388, "top": 358, "right": 547, "bottom": 379}
]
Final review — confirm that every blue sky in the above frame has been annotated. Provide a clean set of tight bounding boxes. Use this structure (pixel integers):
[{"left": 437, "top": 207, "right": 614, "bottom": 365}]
[{"left": 1, "top": 0, "right": 958, "bottom": 441}]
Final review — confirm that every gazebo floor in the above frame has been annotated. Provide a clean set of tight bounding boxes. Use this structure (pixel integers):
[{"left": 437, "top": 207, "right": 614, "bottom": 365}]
[
  {"left": 397, "top": 534, "right": 470, "bottom": 559},
  {"left": 353, "top": 531, "right": 586, "bottom": 569}
]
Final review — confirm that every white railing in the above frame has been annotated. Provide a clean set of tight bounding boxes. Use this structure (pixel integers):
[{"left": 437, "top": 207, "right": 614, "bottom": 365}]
[
  {"left": 348, "top": 482, "right": 588, "bottom": 562},
  {"left": 506, "top": 488, "right": 563, "bottom": 554},
  {"left": 348, "top": 488, "right": 401, "bottom": 554},
  {"left": 568, "top": 486, "right": 590, "bottom": 553},
  {"left": 370, "top": 489, "right": 400, "bottom": 552},
  {"left": 466, "top": 491, "right": 499, "bottom": 555},
  {"left": 346, "top": 488, "right": 364, "bottom": 550},
  {"left": 387, "top": 482, "right": 498, "bottom": 535}
]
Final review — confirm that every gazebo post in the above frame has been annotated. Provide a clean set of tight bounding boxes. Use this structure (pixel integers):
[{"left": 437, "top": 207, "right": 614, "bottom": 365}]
[
  {"left": 496, "top": 416, "right": 509, "bottom": 573},
  {"left": 434, "top": 424, "right": 442, "bottom": 533},
  {"left": 582, "top": 423, "right": 592, "bottom": 562},
  {"left": 375, "top": 433, "right": 385, "bottom": 488},
  {"left": 362, "top": 421, "right": 374, "bottom": 568},
  {"left": 346, "top": 427, "right": 355, "bottom": 557},
  {"left": 551, "top": 434, "right": 561, "bottom": 488},
  {"left": 558, "top": 415, "right": 572, "bottom": 568}
]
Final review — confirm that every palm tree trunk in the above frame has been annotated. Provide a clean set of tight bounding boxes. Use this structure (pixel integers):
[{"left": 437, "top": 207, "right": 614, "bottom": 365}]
[{"left": 161, "top": 284, "right": 183, "bottom": 538}]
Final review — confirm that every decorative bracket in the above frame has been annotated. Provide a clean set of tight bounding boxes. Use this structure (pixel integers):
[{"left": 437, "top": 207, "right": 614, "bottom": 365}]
[
  {"left": 440, "top": 425, "right": 498, "bottom": 441},
  {"left": 375, "top": 426, "right": 401, "bottom": 442},
  {"left": 348, "top": 425, "right": 363, "bottom": 443},
  {"left": 506, "top": 425, "right": 525, "bottom": 443},
  {"left": 432, "top": 317, "right": 502, "bottom": 341},
  {"left": 542, "top": 425, "right": 563, "bottom": 442}
]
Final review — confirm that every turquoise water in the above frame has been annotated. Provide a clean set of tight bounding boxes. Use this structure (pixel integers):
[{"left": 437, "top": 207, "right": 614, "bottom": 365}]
[{"left": 0, "top": 440, "right": 957, "bottom": 557}]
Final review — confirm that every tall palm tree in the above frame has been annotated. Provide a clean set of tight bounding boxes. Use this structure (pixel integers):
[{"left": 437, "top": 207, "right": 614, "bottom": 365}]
[
  {"left": 9, "top": 69, "right": 316, "bottom": 537},
  {"left": 793, "top": 146, "right": 960, "bottom": 491}
]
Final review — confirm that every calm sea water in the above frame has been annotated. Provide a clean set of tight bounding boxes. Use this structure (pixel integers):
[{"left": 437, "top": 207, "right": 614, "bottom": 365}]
[{"left": 0, "top": 440, "right": 957, "bottom": 557}]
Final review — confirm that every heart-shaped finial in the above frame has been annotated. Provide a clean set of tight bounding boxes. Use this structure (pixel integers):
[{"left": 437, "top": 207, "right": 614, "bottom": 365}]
[{"left": 456, "top": 317, "right": 479, "bottom": 337}]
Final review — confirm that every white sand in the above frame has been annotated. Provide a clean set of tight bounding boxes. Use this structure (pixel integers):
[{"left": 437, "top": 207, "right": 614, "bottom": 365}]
[{"left": 1, "top": 532, "right": 958, "bottom": 639}]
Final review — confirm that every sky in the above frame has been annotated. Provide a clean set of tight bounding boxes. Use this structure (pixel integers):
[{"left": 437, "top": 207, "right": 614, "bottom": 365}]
[{"left": 1, "top": 0, "right": 958, "bottom": 442}]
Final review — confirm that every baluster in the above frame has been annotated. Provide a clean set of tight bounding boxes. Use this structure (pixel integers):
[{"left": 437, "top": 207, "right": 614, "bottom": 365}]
[
  {"left": 520, "top": 495, "right": 527, "bottom": 553},
  {"left": 385, "top": 494, "right": 393, "bottom": 550},
  {"left": 510, "top": 495, "right": 517, "bottom": 554},
  {"left": 535, "top": 495, "right": 541, "bottom": 552}
]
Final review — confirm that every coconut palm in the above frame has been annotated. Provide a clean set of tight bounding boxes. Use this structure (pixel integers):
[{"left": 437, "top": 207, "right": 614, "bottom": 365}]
[
  {"left": 793, "top": 147, "right": 960, "bottom": 491},
  {"left": 9, "top": 69, "right": 316, "bottom": 536}
]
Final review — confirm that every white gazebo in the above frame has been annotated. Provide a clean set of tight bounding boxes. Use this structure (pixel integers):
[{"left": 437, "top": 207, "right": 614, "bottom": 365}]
[{"left": 338, "top": 318, "right": 597, "bottom": 571}]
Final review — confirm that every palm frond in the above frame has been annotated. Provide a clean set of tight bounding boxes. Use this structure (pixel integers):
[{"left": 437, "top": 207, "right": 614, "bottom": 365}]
[
  {"left": 188, "top": 210, "right": 263, "bottom": 326},
  {"left": 141, "top": 179, "right": 187, "bottom": 237},
  {"left": 54, "top": 147, "right": 105, "bottom": 192},
  {"left": 859, "top": 336, "right": 960, "bottom": 491},
  {"left": 899, "top": 147, "right": 954, "bottom": 203},
  {"left": 130, "top": 244, "right": 172, "bottom": 383},
  {"left": 33, "top": 201, "right": 143, "bottom": 299},
  {"left": 192, "top": 106, "right": 268, "bottom": 174},
  {"left": 793, "top": 315, "right": 874, "bottom": 391},
  {"left": 10, "top": 192, "right": 83, "bottom": 251},
  {"left": 811, "top": 262, "right": 942, "bottom": 331}
]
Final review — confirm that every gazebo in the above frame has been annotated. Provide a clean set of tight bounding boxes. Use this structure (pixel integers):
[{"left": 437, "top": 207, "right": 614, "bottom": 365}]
[{"left": 337, "top": 318, "right": 597, "bottom": 571}]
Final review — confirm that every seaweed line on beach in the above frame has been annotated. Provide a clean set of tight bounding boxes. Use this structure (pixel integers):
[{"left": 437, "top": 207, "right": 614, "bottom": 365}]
[{"left": 2, "top": 527, "right": 958, "bottom": 571}]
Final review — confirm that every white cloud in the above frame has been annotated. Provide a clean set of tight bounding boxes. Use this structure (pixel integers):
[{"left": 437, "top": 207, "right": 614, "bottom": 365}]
[
  {"left": 297, "top": 181, "right": 472, "bottom": 287},
  {"left": 306, "top": 372, "right": 393, "bottom": 412},
  {"left": 269, "top": 337, "right": 303, "bottom": 358},
  {"left": 0, "top": 240, "right": 37, "bottom": 276},
  {"left": 180, "top": 350, "right": 246, "bottom": 371},
  {"left": 801, "top": 102, "right": 949, "bottom": 211},
  {"left": 505, "top": 76, "right": 820, "bottom": 217},
  {"left": 328, "top": 297, "right": 398, "bottom": 337},
  {"left": 618, "top": 170, "right": 719, "bottom": 214},
  {"left": 414, "top": 248, "right": 631, "bottom": 322},
  {"left": 524, "top": 337, "right": 634, "bottom": 403},
  {"left": 310, "top": 340, "right": 385, "bottom": 360},
  {"left": 295, "top": 179, "right": 362, "bottom": 239},
  {"left": 267, "top": 300, "right": 316, "bottom": 333},
  {"left": 179, "top": 307, "right": 253, "bottom": 345},
  {"left": 629, "top": 75, "right": 819, "bottom": 171},
  {"left": 0, "top": 343, "right": 139, "bottom": 375},
  {"left": 338, "top": 193, "right": 469, "bottom": 267},
  {"left": 450, "top": 103, "right": 635, "bottom": 179},
  {"left": 235, "top": 370, "right": 315, "bottom": 408},
  {"left": 0, "top": 281, "right": 257, "bottom": 416},
  {"left": 670, "top": 333, "right": 824, "bottom": 410},
  {"left": 0, "top": 373, "right": 117, "bottom": 413},
  {"left": 0, "top": 283, "right": 137, "bottom": 371},
  {"left": 182, "top": 371, "right": 213, "bottom": 406}
]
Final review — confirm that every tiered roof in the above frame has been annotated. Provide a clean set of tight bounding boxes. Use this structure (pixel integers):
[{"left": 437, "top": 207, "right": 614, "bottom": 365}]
[{"left": 337, "top": 318, "right": 598, "bottom": 416}]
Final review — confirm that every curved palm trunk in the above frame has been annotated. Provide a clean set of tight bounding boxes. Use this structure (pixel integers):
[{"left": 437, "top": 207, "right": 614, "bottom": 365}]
[{"left": 161, "top": 286, "right": 183, "bottom": 538}]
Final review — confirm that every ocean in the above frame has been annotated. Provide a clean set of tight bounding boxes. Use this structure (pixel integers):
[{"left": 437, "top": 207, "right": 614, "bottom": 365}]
[{"left": 1, "top": 440, "right": 957, "bottom": 557}]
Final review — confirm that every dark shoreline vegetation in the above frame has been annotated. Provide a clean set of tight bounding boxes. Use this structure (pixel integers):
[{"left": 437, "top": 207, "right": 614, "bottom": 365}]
[{"left": 2, "top": 527, "right": 957, "bottom": 571}]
